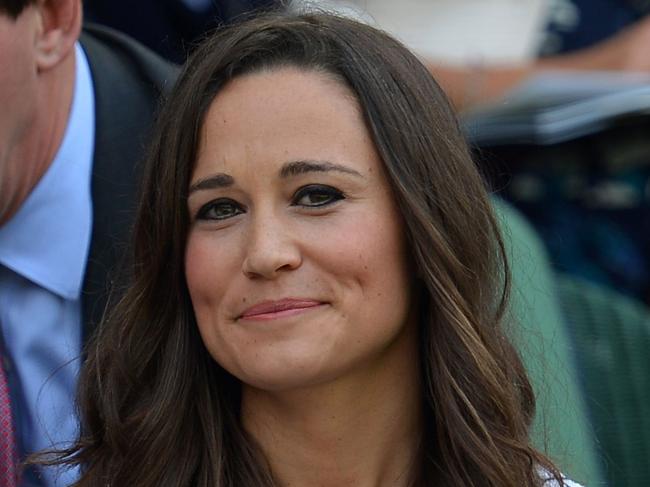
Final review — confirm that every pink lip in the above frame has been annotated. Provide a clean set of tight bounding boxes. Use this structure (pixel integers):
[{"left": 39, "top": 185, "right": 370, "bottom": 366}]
[{"left": 239, "top": 299, "right": 325, "bottom": 321}]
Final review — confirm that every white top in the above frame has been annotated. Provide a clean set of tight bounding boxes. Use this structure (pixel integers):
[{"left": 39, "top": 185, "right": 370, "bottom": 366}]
[{"left": 294, "top": 0, "right": 550, "bottom": 63}]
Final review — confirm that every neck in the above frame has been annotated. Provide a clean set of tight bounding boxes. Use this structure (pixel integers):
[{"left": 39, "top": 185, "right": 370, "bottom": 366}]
[
  {"left": 0, "top": 48, "right": 76, "bottom": 225},
  {"left": 241, "top": 327, "right": 423, "bottom": 487}
]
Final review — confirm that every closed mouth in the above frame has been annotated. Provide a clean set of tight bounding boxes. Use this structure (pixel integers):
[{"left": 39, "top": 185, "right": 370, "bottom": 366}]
[{"left": 238, "top": 299, "right": 325, "bottom": 321}]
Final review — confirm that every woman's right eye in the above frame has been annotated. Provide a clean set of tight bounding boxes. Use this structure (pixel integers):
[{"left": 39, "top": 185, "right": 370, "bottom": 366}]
[{"left": 196, "top": 199, "right": 244, "bottom": 221}]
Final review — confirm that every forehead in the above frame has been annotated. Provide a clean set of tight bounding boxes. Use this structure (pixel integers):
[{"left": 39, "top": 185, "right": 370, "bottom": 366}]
[
  {"left": 207, "top": 66, "right": 357, "bottom": 121},
  {"left": 193, "top": 67, "right": 380, "bottom": 179}
]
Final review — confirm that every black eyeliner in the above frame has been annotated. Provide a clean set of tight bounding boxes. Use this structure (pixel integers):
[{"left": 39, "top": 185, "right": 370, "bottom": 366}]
[
  {"left": 196, "top": 198, "right": 245, "bottom": 220},
  {"left": 292, "top": 184, "right": 346, "bottom": 208}
]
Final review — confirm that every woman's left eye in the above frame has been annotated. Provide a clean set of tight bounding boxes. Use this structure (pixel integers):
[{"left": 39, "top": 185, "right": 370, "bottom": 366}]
[{"left": 292, "top": 185, "right": 345, "bottom": 208}]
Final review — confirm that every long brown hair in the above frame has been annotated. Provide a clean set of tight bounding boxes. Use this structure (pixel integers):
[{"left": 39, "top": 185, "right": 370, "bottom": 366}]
[{"left": 41, "top": 12, "right": 563, "bottom": 486}]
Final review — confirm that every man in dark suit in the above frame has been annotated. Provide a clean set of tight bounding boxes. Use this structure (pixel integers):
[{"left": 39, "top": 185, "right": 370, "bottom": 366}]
[
  {"left": 84, "top": 0, "right": 278, "bottom": 62},
  {"left": 0, "top": 1, "right": 177, "bottom": 485}
]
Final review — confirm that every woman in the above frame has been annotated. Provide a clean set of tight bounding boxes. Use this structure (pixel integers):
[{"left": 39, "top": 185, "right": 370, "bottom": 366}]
[{"left": 43, "top": 12, "right": 579, "bottom": 486}]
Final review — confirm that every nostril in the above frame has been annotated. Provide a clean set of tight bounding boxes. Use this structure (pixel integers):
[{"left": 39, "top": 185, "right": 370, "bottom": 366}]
[{"left": 241, "top": 245, "right": 302, "bottom": 280}]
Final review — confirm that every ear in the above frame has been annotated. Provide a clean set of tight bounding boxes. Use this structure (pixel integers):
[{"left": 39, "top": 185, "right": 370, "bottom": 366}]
[{"left": 34, "top": 0, "right": 82, "bottom": 71}]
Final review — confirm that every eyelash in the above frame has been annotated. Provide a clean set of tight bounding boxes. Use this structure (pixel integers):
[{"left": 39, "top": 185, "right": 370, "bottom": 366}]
[
  {"left": 292, "top": 184, "right": 345, "bottom": 208},
  {"left": 195, "top": 185, "right": 345, "bottom": 221},
  {"left": 196, "top": 198, "right": 243, "bottom": 221}
]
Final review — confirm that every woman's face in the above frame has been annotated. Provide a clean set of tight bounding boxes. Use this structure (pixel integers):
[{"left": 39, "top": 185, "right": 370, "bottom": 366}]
[{"left": 185, "top": 67, "right": 416, "bottom": 391}]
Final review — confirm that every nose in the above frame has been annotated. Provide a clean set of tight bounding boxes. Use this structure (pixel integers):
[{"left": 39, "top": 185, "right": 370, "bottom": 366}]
[{"left": 241, "top": 216, "right": 302, "bottom": 279}]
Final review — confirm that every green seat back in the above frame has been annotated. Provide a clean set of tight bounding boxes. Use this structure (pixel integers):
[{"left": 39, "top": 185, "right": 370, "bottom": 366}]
[
  {"left": 493, "top": 198, "right": 603, "bottom": 485},
  {"left": 557, "top": 276, "right": 650, "bottom": 487}
]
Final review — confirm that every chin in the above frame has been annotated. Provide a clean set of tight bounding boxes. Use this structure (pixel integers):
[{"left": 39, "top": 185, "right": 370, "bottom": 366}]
[{"left": 226, "top": 349, "right": 344, "bottom": 393}]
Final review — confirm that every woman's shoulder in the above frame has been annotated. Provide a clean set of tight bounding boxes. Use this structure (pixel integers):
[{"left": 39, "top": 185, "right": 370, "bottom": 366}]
[
  {"left": 539, "top": 467, "right": 585, "bottom": 487},
  {"left": 545, "top": 479, "right": 584, "bottom": 487}
]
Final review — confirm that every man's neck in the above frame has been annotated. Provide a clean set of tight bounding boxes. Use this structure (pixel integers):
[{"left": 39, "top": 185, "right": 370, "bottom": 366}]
[{"left": 0, "top": 50, "right": 76, "bottom": 225}]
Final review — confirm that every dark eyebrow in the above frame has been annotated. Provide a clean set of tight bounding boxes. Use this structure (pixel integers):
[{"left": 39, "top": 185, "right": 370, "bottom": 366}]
[
  {"left": 188, "top": 160, "right": 363, "bottom": 196},
  {"left": 280, "top": 160, "right": 364, "bottom": 179},
  {"left": 188, "top": 173, "right": 234, "bottom": 195}
]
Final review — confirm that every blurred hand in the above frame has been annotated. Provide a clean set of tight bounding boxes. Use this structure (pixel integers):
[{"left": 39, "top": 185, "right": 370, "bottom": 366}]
[
  {"left": 430, "top": 14, "right": 650, "bottom": 111},
  {"left": 548, "top": 14, "right": 650, "bottom": 73}
]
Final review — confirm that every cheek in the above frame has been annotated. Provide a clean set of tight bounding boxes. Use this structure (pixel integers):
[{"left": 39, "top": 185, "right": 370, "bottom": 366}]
[
  {"left": 311, "top": 208, "right": 412, "bottom": 315},
  {"left": 185, "top": 232, "right": 249, "bottom": 370},
  {"left": 185, "top": 233, "right": 237, "bottom": 322},
  {"left": 0, "top": 52, "right": 38, "bottom": 150}
]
